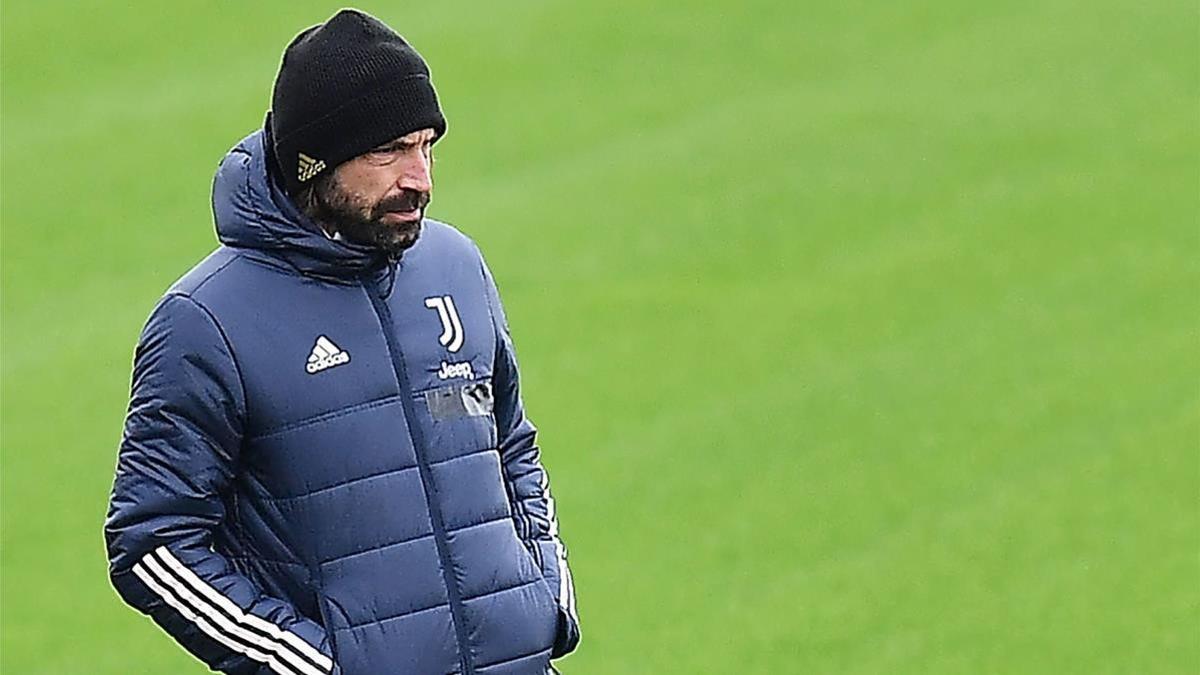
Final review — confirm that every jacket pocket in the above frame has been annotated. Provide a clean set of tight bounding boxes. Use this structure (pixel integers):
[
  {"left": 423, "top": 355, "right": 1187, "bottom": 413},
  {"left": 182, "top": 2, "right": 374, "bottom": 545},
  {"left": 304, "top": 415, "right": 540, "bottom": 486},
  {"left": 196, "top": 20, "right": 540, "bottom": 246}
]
[
  {"left": 512, "top": 531, "right": 559, "bottom": 649},
  {"left": 315, "top": 593, "right": 343, "bottom": 674}
]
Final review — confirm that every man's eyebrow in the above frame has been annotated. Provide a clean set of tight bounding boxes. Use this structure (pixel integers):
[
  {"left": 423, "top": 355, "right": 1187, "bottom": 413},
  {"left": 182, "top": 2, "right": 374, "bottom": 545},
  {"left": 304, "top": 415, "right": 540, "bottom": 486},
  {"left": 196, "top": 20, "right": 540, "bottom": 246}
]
[{"left": 372, "top": 134, "right": 432, "bottom": 151}]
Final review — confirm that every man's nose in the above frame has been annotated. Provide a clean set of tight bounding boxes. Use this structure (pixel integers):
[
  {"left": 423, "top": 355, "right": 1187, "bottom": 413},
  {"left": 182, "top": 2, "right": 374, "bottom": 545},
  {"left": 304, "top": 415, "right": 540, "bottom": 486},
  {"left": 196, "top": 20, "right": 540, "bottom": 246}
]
[{"left": 396, "top": 150, "right": 433, "bottom": 193}]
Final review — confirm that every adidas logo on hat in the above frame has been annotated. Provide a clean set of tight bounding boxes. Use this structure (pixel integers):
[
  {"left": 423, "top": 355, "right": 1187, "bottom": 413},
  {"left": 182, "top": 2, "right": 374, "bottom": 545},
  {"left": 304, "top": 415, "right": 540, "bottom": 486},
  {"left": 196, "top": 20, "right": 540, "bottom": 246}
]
[{"left": 297, "top": 152, "right": 326, "bottom": 182}]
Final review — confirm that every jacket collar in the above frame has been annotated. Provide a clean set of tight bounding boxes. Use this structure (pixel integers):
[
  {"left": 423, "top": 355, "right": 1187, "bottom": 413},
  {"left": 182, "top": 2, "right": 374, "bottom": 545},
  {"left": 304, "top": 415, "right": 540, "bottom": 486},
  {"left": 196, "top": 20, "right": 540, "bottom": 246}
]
[{"left": 211, "top": 128, "right": 394, "bottom": 282}]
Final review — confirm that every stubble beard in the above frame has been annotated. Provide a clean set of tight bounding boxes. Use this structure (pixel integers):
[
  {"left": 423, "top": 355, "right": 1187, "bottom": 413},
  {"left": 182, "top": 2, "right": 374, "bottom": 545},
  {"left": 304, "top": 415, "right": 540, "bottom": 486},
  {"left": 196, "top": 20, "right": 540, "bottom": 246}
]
[{"left": 303, "top": 173, "right": 430, "bottom": 259}]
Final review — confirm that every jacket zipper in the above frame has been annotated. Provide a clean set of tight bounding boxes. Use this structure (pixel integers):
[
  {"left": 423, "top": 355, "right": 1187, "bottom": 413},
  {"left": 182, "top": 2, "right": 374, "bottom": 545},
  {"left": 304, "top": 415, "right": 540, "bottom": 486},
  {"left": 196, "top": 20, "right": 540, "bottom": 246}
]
[{"left": 363, "top": 280, "right": 473, "bottom": 675}]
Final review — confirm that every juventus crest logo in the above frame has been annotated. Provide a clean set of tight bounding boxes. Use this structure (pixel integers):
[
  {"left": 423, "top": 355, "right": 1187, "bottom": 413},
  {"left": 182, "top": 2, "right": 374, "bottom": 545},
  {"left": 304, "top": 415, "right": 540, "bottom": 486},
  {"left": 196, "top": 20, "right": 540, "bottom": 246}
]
[{"left": 424, "top": 295, "right": 464, "bottom": 353}]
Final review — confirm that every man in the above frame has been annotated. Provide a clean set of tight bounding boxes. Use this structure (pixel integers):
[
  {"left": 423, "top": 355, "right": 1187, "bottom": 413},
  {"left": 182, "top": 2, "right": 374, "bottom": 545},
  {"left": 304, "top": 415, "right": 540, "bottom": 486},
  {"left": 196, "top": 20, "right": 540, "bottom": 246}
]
[{"left": 104, "top": 9, "right": 580, "bottom": 675}]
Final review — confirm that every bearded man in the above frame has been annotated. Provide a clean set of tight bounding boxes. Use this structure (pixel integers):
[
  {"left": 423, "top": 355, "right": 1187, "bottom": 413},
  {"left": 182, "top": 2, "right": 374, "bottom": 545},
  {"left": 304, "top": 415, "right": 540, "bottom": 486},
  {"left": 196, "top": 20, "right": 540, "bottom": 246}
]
[{"left": 104, "top": 9, "right": 580, "bottom": 675}]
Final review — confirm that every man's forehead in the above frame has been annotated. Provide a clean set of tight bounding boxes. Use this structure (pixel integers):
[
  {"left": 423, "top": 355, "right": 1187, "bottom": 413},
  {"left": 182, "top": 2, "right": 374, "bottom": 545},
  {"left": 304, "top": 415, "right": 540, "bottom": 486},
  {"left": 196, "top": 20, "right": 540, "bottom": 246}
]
[{"left": 381, "top": 128, "right": 437, "bottom": 145}]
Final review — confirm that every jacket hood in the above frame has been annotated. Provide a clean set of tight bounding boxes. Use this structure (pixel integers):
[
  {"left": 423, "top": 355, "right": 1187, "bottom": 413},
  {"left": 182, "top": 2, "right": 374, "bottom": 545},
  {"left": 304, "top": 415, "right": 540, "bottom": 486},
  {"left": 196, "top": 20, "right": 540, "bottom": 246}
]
[{"left": 211, "top": 128, "right": 393, "bottom": 281}]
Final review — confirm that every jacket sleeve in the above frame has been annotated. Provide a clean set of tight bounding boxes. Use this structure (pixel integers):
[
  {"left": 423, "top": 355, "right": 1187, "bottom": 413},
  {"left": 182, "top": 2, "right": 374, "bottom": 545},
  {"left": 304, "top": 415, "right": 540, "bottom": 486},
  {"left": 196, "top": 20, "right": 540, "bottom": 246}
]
[
  {"left": 104, "top": 293, "right": 336, "bottom": 675},
  {"left": 479, "top": 258, "right": 581, "bottom": 659}
]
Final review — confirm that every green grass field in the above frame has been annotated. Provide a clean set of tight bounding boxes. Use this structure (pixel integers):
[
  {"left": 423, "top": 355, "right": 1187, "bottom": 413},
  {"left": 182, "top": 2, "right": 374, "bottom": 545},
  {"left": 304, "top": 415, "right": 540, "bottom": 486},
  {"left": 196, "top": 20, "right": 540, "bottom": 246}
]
[{"left": 3, "top": 1, "right": 1197, "bottom": 672}]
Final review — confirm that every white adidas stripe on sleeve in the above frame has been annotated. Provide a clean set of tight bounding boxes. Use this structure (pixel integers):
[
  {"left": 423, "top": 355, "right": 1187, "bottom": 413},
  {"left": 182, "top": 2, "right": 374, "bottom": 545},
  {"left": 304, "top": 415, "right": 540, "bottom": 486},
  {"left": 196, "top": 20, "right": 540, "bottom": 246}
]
[
  {"left": 133, "top": 562, "right": 308, "bottom": 675},
  {"left": 135, "top": 546, "right": 332, "bottom": 675},
  {"left": 537, "top": 473, "right": 579, "bottom": 626},
  {"left": 155, "top": 547, "right": 333, "bottom": 671}
]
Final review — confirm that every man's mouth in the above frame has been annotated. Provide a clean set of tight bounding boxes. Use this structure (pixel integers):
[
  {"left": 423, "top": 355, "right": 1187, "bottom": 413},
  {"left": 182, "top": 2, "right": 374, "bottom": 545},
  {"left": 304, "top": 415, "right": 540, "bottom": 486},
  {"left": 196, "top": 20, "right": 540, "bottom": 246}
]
[
  {"left": 377, "top": 190, "right": 429, "bottom": 223},
  {"left": 382, "top": 208, "right": 421, "bottom": 223}
]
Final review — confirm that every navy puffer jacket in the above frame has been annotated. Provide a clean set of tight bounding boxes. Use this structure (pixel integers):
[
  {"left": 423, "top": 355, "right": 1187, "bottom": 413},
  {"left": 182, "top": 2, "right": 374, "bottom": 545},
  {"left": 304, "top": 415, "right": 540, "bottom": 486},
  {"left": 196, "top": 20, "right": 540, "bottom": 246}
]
[{"left": 105, "top": 129, "right": 580, "bottom": 675}]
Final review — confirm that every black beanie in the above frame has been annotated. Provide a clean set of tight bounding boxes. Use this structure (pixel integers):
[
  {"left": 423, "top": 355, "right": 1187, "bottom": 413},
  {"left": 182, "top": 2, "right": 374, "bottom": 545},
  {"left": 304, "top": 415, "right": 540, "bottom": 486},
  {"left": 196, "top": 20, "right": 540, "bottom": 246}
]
[{"left": 269, "top": 9, "right": 447, "bottom": 196}]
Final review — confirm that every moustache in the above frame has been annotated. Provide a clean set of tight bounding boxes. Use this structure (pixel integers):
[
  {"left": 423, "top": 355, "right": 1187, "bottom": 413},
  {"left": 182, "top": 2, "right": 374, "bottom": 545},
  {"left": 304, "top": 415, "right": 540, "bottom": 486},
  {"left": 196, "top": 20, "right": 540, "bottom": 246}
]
[{"left": 374, "top": 190, "right": 431, "bottom": 218}]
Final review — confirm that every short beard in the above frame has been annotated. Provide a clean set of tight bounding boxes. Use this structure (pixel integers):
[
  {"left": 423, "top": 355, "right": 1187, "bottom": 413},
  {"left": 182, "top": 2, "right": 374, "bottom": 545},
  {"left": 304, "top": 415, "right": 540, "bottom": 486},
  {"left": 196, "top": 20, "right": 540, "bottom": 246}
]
[{"left": 299, "top": 173, "right": 429, "bottom": 259}]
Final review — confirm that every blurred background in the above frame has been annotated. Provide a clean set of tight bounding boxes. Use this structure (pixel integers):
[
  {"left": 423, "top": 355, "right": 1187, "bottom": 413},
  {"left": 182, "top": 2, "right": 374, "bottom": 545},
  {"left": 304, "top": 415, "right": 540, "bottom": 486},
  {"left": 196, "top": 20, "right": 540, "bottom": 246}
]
[{"left": 2, "top": 1, "right": 1197, "bottom": 673}]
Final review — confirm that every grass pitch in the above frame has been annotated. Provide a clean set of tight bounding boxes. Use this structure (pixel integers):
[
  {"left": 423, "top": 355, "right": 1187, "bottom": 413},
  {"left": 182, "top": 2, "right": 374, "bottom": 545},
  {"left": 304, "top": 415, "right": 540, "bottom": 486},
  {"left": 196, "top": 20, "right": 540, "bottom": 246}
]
[{"left": 3, "top": 1, "right": 1197, "bottom": 672}]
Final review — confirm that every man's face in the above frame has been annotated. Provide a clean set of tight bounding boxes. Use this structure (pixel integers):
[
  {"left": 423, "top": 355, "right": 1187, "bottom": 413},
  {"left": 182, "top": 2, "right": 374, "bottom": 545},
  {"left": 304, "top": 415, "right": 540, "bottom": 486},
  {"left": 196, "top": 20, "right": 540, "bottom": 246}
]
[{"left": 305, "top": 127, "right": 437, "bottom": 257}]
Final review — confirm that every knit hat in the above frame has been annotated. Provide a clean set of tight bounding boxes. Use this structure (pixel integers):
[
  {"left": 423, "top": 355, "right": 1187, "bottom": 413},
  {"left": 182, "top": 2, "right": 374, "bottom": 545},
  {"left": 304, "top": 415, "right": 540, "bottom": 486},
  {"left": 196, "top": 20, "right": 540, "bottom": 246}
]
[{"left": 269, "top": 9, "right": 447, "bottom": 196}]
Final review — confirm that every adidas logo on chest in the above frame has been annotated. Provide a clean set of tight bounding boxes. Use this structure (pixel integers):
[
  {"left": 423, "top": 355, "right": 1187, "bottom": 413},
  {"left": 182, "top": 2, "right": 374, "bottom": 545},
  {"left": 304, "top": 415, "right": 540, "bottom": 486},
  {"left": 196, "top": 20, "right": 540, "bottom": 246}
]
[{"left": 306, "top": 335, "right": 350, "bottom": 374}]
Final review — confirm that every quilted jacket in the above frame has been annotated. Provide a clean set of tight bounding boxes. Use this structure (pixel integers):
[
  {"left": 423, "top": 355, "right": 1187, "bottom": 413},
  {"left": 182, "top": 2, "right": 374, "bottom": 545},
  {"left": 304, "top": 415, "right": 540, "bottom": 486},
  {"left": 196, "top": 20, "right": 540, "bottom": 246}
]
[{"left": 104, "top": 129, "right": 580, "bottom": 675}]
